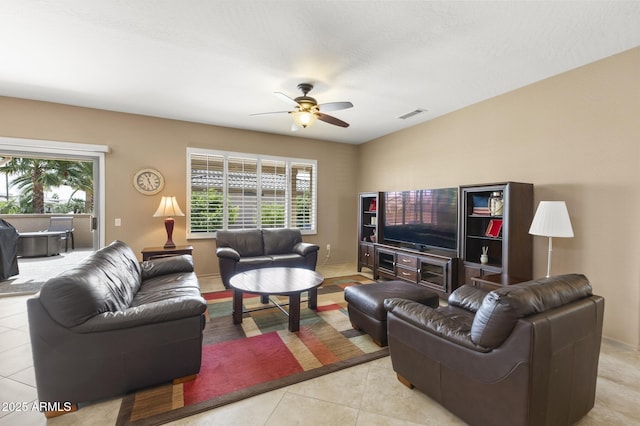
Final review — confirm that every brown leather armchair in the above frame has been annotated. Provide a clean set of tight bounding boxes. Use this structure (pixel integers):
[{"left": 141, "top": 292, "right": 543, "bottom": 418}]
[{"left": 384, "top": 274, "right": 604, "bottom": 426}]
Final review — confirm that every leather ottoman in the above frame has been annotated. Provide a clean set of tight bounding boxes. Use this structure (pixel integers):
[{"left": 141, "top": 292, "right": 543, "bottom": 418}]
[{"left": 344, "top": 280, "right": 439, "bottom": 346}]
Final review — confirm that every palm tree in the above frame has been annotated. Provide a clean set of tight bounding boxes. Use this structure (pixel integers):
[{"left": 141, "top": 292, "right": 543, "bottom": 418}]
[
  {"left": 58, "top": 161, "right": 94, "bottom": 212},
  {"left": 0, "top": 158, "right": 64, "bottom": 213},
  {"left": 0, "top": 157, "right": 94, "bottom": 214}
]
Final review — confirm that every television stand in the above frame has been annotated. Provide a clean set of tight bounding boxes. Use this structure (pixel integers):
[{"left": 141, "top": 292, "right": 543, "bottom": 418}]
[{"left": 372, "top": 243, "right": 458, "bottom": 296}]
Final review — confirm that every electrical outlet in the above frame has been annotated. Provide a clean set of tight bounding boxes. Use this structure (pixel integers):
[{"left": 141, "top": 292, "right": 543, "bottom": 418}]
[
  {"left": 115, "top": 218, "right": 121, "bottom": 227},
  {"left": 326, "top": 244, "right": 331, "bottom": 251}
]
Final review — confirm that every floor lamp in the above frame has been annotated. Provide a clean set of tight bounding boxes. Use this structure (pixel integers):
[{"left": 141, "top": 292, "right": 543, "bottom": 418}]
[
  {"left": 528, "top": 201, "right": 574, "bottom": 278},
  {"left": 153, "top": 196, "right": 185, "bottom": 248}
]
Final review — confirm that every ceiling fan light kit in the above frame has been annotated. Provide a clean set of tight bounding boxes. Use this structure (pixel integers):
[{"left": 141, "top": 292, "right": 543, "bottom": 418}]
[
  {"left": 254, "top": 83, "right": 353, "bottom": 130},
  {"left": 291, "top": 109, "right": 318, "bottom": 128}
]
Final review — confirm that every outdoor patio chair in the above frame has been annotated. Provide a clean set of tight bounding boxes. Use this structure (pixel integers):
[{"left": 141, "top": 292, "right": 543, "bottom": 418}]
[{"left": 47, "top": 217, "right": 74, "bottom": 252}]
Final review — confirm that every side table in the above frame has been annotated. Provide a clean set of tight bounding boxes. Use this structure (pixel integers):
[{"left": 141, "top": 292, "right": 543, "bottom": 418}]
[
  {"left": 471, "top": 273, "right": 527, "bottom": 291},
  {"left": 141, "top": 245, "right": 193, "bottom": 261}
]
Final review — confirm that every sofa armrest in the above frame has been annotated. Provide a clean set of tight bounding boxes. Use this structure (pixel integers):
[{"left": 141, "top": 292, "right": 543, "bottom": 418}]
[
  {"left": 385, "top": 298, "right": 487, "bottom": 352},
  {"left": 293, "top": 242, "right": 319, "bottom": 256},
  {"left": 141, "top": 255, "right": 194, "bottom": 280},
  {"left": 216, "top": 247, "right": 241, "bottom": 261},
  {"left": 71, "top": 296, "right": 207, "bottom": 333}
]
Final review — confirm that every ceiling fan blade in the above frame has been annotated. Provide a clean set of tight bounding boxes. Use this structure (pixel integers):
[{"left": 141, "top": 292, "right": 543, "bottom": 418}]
[
  {"left": 317, "top": 113, "right": 349, "bottom": 128},
  {"left": 249, "top": 110, "right": 291, "bottom": 116},
  {"left": 275, "top": 92, "right": 300, "bottom": 107},
  {"left": 318, "top": 101, "right": 353, "bottom": 112}
]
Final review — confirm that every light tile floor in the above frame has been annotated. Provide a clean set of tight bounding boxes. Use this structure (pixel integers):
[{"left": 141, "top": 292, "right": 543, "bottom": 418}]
[
  {"left": 0, "top": 250, "right": 94, "bottom": 297},
  {"left": 0, "top": 262, "right": 639, "bottom": 425}
]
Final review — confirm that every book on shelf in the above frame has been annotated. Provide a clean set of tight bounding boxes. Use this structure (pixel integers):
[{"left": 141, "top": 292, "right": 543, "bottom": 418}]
[
  {"left": 485, "top": 219, "right": 503, "bottom": 237},
  {"left": 473, "top": 207, "right": 490, "bottom": 215}
]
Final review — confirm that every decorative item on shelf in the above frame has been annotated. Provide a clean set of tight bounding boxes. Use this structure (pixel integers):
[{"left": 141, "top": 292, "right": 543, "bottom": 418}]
[
  {"left": 480, "top": 246, "right": 489, "bottom": 264},
  {"left": 369, "top": 199, "right": 377, "bottom": 212},
  {"left": 529, "top": 201, "right": 574, "bottom": 278},
  {"left": 153, "top": 196, "right": 185, "bottom": 248},
  {"left": 489, "top": 191, "right": 504, "bottom": 216},
  {"left": 472, "top": 194, "right": 490, "bottom": 215},
  {"left": 370, "top": 216, "right": 377, "bottom": 226},
  {"left": 470, "top": 195, "right": 487, "bottom": 215},
  {"left": 485, "top": 219, "right": 503, "bottom": 238},
  {"left": 370, "top": 230, "right": 377, "bottom": 243}
]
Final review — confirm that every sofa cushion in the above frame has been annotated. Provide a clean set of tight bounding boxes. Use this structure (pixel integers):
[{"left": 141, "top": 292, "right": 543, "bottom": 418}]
[
  {"left": 385, "top": 298, "right": 484, "bottom": 351},
  {"left": 262, "top": 228, "right": 302, "bottom": 255},
  {"left": 72, "top": 280, "right": 206, "bottom": 333},
  {"left": 133, "top": 272, "right": 202, "bottom": 306},
  {"left": 216, "top": 229, "right": 264, "bottom": 257},
  {"left": 237, "top": 256, "right": 273, "bottom": 269},
  {"left": 448, "top": 284, "right": 489, "bottom": 313},
  {"left": 471, "top": 274, "right": 592, "bottom": 348},
  {"left": 270, "top": 253, "right": 305, "bottom": 267},
  {"left": 141, "top": 254, "right": 194, "bottom": 279},
  {"left": 39, "top": 240, "right": 142, "bottom": 328}
]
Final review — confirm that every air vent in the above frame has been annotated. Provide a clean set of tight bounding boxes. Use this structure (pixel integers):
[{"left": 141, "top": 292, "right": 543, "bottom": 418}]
[{"left": 397, "top": 109, "right": 428, "bottom": 120}]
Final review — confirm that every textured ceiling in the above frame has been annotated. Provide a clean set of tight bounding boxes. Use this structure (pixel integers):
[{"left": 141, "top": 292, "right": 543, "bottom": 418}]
[{"left": 2, "top": 1, "right": 640, "bottom": 144}]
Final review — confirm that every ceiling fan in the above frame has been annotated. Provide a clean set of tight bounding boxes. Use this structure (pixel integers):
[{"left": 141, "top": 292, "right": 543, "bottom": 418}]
[{"left": 251, "top": 83, "right": 353, "bottom": 129}]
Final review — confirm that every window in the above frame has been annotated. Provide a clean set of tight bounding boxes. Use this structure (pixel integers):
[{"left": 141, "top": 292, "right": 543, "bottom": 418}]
[{"left": 187, "top": 147, "right": 317, "bottom": 238}]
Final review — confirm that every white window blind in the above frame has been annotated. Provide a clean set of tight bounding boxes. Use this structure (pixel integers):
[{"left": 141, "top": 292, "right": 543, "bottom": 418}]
[
  {"left": 187, "top": 148, "right": 317, "bottom": 238},
  {"left": 189, "top": 153, "right": 224, "bottom": 233},
  {"left": 260, "top": 159, "right": 287, "bottom": 228},
  {"left": 291, "top": 162, "right": 315, "bottom": 230},
  {"left": 227, "top": 156, "right": 258, "bottom": 230}
]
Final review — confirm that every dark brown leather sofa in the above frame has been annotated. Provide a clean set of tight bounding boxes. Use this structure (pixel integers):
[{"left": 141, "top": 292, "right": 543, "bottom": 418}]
[
  {"left": 216, "top": 228, "right": 319, "bottom": 288},
  {"left": 27, "top": 240, "right": 207, "bottom": 416},
  {"left": 384, "top": 274, "right": 604, "bottom": 426}
]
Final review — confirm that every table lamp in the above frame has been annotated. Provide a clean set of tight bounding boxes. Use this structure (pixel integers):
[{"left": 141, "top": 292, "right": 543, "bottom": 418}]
[
  {"left": 153, "top": 196, "right": 185, "bottom": 248},
  {"left": 528, "top": 201, "right": 574, "bottom": 278}
]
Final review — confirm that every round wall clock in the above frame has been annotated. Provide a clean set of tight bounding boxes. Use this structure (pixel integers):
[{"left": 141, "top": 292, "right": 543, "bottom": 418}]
[{"left": 133, "top": 168, "right": 165, "bottom": 195}]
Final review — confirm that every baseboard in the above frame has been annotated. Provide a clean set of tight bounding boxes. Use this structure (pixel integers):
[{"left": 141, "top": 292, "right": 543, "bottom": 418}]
[{"left": 602, "top": 336, "right": 639, "bottom": 352}]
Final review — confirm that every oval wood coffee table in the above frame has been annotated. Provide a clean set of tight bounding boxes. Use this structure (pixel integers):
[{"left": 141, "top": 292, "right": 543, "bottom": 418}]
[{"left": 229, "top": 267, "right": 324, "bottom": 332}]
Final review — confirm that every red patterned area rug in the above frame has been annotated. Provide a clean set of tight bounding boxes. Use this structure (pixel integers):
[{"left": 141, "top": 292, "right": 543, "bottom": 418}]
[{"left": 116, "top": 274, "right": 385, "bottom": 426}]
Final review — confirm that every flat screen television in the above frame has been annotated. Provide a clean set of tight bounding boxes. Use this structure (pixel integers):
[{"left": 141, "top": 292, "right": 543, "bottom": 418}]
[{"left": 382, "top": 187, "right": 458, "bottom": 251}]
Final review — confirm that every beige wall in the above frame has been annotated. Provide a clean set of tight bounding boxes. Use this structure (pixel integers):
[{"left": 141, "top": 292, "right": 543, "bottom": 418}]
[
  {"left": 0, "top": 98, "right": 359, "bottom": 275},
  {"left": 358, "top": 47, "right": 640, "bottom": 348}
]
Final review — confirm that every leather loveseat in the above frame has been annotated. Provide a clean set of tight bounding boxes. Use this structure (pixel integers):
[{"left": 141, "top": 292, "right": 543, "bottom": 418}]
[
  {"left": 27, "top": 240, "right": 207, "bottom": 416},
  {"left": 384, "top": 274, "right": 604, "bottom": 426},
  {"left": 216, "top": 228, "right": 319, "bottom": 288}
]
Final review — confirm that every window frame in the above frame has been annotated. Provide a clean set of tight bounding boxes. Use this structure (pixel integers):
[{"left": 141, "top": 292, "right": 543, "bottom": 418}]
[{"left": 186, "top": 147, "right": 317, "bottom": 239}]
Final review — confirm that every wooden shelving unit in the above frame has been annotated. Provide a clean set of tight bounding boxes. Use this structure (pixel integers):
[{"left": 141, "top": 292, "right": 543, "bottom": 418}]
[
  {"left": 357, "top": 192, "right": 381, "bottom": 272},
  {"left": 460, "top": 182, "right": 533, "bottom": 285}
]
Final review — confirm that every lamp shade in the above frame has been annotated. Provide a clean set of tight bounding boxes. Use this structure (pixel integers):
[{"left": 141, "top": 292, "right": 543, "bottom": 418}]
[
  {"left": 529, "top": 201, "right": 574, "bottom": 237},
  {"left": 153, "top": 196, "right": 185, "bottom": 218}
]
